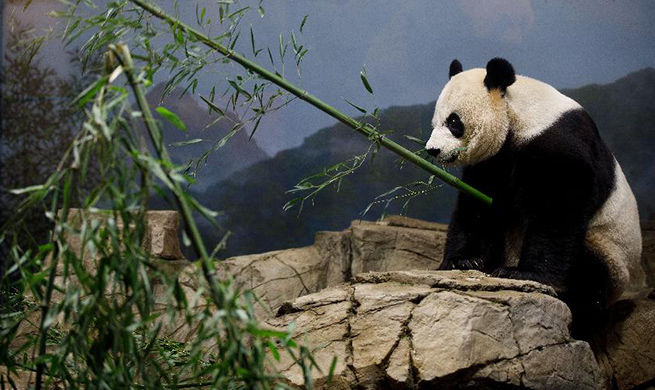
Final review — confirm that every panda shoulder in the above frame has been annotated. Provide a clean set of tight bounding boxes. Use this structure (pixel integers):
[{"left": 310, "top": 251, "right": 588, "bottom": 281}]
[{"left": 506, "top": 75, "right": 582, "bottom": 145}]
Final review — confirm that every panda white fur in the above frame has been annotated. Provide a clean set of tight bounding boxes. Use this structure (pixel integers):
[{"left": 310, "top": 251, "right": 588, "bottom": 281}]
[{"left": 426, "top": 58, "right": 642, "bottom": 337}]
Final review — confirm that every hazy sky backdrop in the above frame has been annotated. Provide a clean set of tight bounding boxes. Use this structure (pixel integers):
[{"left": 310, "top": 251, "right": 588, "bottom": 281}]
[{"left": 4, "top": 0, "right": 655, "bottom": 154}]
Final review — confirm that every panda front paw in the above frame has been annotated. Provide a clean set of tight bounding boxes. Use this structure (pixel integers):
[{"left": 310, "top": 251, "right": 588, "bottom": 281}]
[
  {"left": 490, "top": 267, "right": 524, "bottom": 279},
  {"left": 439, "top": 257, "right": 485, "bottom": 271}
]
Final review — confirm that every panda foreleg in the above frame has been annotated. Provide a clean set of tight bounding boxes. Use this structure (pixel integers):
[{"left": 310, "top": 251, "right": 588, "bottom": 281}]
[
  {"left": 493, "top": 217, "right": 585, "bottom": 294},
  {"left": 440, "top": 192, "right": 504, "bottom": 272}
]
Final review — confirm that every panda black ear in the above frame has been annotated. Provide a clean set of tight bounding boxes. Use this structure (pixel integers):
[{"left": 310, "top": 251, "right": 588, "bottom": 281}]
[
  {"left": 484, "top": 58, "right": 516, "bottom": 92},
  {"left": 449, "top": 59, "right": 463, "bottom": 79}
]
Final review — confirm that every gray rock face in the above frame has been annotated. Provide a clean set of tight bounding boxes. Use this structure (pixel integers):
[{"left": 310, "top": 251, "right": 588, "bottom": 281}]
[
  {"left": 594, "top": 296, "right": 655, "bottom": 390},
  {"left": 641, "top": 222, "right": 655, "bottom": 288},
  {"left": 266, "top": 270, "right": 605, "bottom": 390},
  {"left": 220, "top": 216, "right": 448, "bottom": 317}
]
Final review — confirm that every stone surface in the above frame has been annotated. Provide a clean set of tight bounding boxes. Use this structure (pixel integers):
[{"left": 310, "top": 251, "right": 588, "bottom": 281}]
[
  {"left": 266, "top": 298, "right": 353, "bottom": 388},
  {"left": 216, "top": 247, "right": 331, "bottom": 317},
  {"left": 221, "top": 216, "right": 449, "bottom": 317},
  {"left": 267, "top": 270, "right": 605, "bottom": 390},
  {"left": 642, "top": 222, "right": 655, "bottom": 288},
  {"left": 349, "top": 220, "right": 446, "bottom": 276},
  {"left": 315, "top": 230, "right": 353, "bottom": 285},
  {"left": 409, "top": 291, "right": 520, "bottom": 381},
  {"left": 353, "top": 269, "right": 557, "bottom": 296},
  {"left": 144, "top": 210, "right": 185, "bottom": 260},
  {"left": 386, "top": 336, "right": 412, "bottom": 388},
  {"left": 594, "top": 297, "right": 655, "bottom": 390},
  {"left": 60, "top": 209, "right": 186, "bottom": 266}
]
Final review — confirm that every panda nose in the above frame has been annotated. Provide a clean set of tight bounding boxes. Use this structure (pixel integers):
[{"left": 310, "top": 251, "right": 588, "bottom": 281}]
[{"left": 427, "top": 148, "right": 441, "bottom": 158}]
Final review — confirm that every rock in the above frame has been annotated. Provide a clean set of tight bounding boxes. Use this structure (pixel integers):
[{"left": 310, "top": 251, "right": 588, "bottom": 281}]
[
  {"left": 216, "top": 247, "right": 331, "bottom": 317},
  {"left": 222, "top": 217, "right": 448, "bottom": 317},
  {"left": 265, "top": 296, "right": 353, "bottom": 388},
  {"left": 386, "top": 336, "right": 412, "bottom": 388},
  {"left": 267, "top": 270, "right": 604, "bottom": 390},
  {"left": 383, "top": 215, "right": 450, "bottom": 232},
  {"left": 315, "top": 230, "right": 353, "bottom": 285},
  {"left": 594, "top": 297, "right": 655, "bottom": 390},
  {"left": 470, "top": 341, "right": 604, "bottom": 390},
  {"left": 520, "top": 342, "right": 605, "bottom": 390},
  {"left": 349, "top": 220, "right": 446, "bottom": 276},
  {"left": 351, "top": 282, "right": 432, "bottom": 388},
  {"left": 353, "top": 269, "right": 557, "bottom": 296},
  {"left": 60, "top": 209, "right": 186, "bottom": 265},
  {"left": 642, "top": 222, "right": 655, "bottom": 288},
  {"left": 409, "top": 291, "right": 520, "bottom": 381},
  {"left": 144, "top": 210, "right": 185, "bottom": 260}
]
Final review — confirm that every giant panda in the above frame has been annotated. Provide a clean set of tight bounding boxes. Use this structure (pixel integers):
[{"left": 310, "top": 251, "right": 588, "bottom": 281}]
[{"left": 426, "top": 58, "right": 642, "bottom": 338}]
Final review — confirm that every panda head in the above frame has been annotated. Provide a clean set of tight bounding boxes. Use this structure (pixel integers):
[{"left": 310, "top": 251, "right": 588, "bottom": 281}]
[{"left": 426, "top": 58, "right": 516, "bottom": 165}]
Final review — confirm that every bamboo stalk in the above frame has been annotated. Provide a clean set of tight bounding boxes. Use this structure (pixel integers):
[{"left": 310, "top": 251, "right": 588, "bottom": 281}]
[
  {"left": 110, "top": 44, "right": 221, "bottom": 303},
  {"left": 128, "top": 0, "right": 493, "bottom": 206}
]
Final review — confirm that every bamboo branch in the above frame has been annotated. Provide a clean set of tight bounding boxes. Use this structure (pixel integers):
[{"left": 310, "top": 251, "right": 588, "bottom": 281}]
[
  {"left": 127, "top": 0, "right": 493, "bottom": 206},
  {"left": 110, "top": 44, "right": 222, "bottom": 303}
]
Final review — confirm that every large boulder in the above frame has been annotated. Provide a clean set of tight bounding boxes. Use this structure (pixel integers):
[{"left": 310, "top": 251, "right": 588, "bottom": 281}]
[
  {"left": 219, "top": 216, "right": 448, "bottom": 316},
  {"left": 266, "top": 270, "right": 605, "bottom": 390}
]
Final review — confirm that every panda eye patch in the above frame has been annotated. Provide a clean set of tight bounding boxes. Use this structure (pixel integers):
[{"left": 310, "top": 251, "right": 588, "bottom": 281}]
[{"left": 446, "top": 113, "right": 464, "bottom": 138}]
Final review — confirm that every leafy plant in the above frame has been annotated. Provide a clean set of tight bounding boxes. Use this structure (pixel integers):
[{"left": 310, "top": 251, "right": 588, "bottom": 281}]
[{"left": 1, "top": 2, "right": 321, "bottom": 388}]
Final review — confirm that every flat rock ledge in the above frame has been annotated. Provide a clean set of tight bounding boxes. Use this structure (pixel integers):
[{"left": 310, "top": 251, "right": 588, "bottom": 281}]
[{"left": 266, "top": 270, "right": 604, "bottom": 390}]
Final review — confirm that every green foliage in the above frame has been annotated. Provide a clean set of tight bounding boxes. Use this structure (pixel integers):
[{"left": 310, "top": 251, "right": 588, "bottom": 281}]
[{"left": 1, "top": 1, "right": 320, "bottom": 389}]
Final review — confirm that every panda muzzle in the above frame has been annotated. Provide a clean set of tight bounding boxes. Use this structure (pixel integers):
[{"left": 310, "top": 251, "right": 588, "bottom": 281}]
[{"left": 427, "top": 148, "right": 441, "bottom": 158}]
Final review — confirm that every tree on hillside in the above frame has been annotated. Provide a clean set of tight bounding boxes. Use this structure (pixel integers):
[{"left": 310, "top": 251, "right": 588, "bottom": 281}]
[{"left": 0, "top": 26, "right": 87, "bottom": 256}]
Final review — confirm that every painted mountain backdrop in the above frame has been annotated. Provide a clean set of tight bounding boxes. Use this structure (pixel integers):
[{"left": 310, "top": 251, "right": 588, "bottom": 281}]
[{"left": 152, "top": 68, "right": 655, "bottom": 258}]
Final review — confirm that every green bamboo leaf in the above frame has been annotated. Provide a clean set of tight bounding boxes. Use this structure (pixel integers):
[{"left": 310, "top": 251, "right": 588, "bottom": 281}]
[
  {"left": 228, "top": 79, "right": 252, "bottom": 100},
  {"left": 267, "top": 47, "right": 275, "bottom": 67},
  {"left": 71, "top": 76, "right": 108, "bottom": 108},
  {"left": 267, "top": 340, "right": 280, "bottom": 361},
  {"left": 229, "top": 31, "right": 241, "bottom": 50},
  {"left": 283, "top": 197, "right": 303, "bottom": 211},
  {"left": 250, "top": 26, "right": 257, "bottom": 56},
  {"left": 326, "top": 356, "right": 338, "bottom": 386},
  {"left": 227, "top": 6, "right": 249, "bottom": 19},
  {"left": 360, "top": 69, "right": 373, "bottom": 94},
  {"left": 174, "top": 24, "right": 184, "bottom": 44},
  {"left": 9, "top": 184, "right": 47, "bottom": 195},
  {"left": 300, "top": 15, "right": 309, "bottom": 33},
  {"left": 291, "top": 31, "right": 298, "bottom": 51},
  {"left": 249, "top": 116, "right": 263, "bottom": 139},
  {"left": 343, "top": 99, "right": 367, "bottom": 114},
  {"left": 170, "top": 138, "right": 203, "bottom": 147},
  {"left": 248, "top": 327, "right": 288, "bottom": 338},
  {"left": 209, "top": 86, "right": 216, "bottom": 102},
  {"left": 404, "top": 135, "right": 426, "bottom": 146},
  {"left": 156, "top": 107, "right": 187, "bottom": 132},
  {"left": 278, "top": 34, "right": 287, "bottom": 63}
]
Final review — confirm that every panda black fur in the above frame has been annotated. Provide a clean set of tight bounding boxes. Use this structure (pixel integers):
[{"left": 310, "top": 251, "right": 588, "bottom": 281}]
[{"left": 426, "top": 58, "right": 642, "bottom": 338}]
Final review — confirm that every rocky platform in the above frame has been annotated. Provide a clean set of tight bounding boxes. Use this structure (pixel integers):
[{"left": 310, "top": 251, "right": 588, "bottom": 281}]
[
  {"left": 18, "top": 211, "right": 655, "bottom": 389},
  {"left": 266, "top": 270, "right": 605, "bottom": 390}
]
